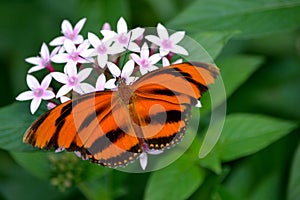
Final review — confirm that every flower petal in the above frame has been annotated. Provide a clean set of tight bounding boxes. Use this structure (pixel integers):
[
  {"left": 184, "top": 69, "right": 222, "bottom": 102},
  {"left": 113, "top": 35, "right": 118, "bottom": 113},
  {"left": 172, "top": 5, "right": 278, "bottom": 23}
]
[
  {"left": 145, "top": 35, "right": 161, "bottom": 46},
  {"left": 195, "top": 100, "right": 202, "bottom": 108},
  {"left": 49, "top": 36, "right": 65, "bottom": 46},
  {"left": 51, "top": 53, "right": 70, "bottom": 63},
  {"left": 65, "top": 62, "right": 78, "bottom": 77},
  {"left": 95, "top": 73, "right": 106, "bottom": 91},
  {"left": 41, "top": 74, "right": 52, "bottom": 89},
  {"left": 25, "top": 57, "right": 41, "bottom": 65},
  {"left": 149, "top": 53, "right": 161, "bottom": 64},
  {"left": 56, "top": 84, "right": 72, "bottom": 98},
  {"left": 130, "top": 53, "right": 141, "bottom": 65},
  {"left": 139, "top": 152, "right": 148, "bottom": 170},
  {"left": 100, "top": 30, "right": 117, "bottom": 39},
  {"left": 104, "top": 78, "right": 117, "bottom": 89},
  {"left": 28, "top": 66, "right": 45, "bottom": 73},
  {"left": 51, "top": 72, "right": 69, "bottom": 84},
  {"left": 60, "top": 96, "right": 71, "bottom": 103},
  {"left": 77, "top": 40, "right": 90, "bottom": 53},
  {"left": 16, "top": 91, "right": 34, "bottom": 101},
  {"left": 117, "top": 17, "right": 128, "bottom": 33},
  {"left": 162, "top": 57, "right": 170, "bottom": 66},
  {"left": 73, "top": 18, "right": 86, "bottom": 35},
  {"left": 157, "top": 23, "right": 169, "bottom": 39},
  {"left": 78, "top": 82, "right": 95, "bottom": 94},
  {"left": 88, "top": 32, "right": 101, "bottom": 48},
  {"left": 107, "top": 62, "right": 121, "bottom": 77},
  {"left": 128, "top": 42, "right": 140, "bottom": 52},
  {"left": 30, "top": 97, "right": 42, "bottom": 114},
  {"left": 97, "top": 54, "right": 108, "bottom": 68},
  {"left": 170, "top": 31, "right": 185, "bottom": 44},
  {"left": 40, "top": 43, "right": 50, "bottom": 59},
  {"left": 26, "top": 75, "right": 40, "bottom": 90},
  {"left": 50, "top": 46, "right": 61, "bottom": 57},
  {"left": 61, "top": 19, "right": 73, "bottom": 35},
  {"left": 159, "top": 48, "right": 169, "bottom": 57},
  {"left": 172, "top": 44, "right": 189, "bottom": 55},
  {"left": 140, "top": 43, "right": 149, "bottom": 59},
  {"left": 72, "top": 35, "right": 84, "bottom": 44},
  {"left": 130, "top": 27, "right": 145, "bottom": 41},
  {"left": 121, "top": 60, "right": 134, "bottom": 78},
  {"left": 139, "top": 66, "right": 148, "bottom": 75},
  {"left": 64, "top": 39, "right": 76, "bottom": 54},
  {"left": 42, "top": 90, "right": 55, "bottom": 100},
  {"left": 77, "top": 68, "right": 93, "bottom": 82}
]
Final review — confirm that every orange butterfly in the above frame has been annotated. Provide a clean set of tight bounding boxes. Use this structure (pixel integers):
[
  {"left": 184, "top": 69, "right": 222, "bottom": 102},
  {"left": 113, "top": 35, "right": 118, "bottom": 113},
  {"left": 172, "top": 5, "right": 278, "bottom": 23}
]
[{"left": 23, "top": 62, "right": 219, "bottom": 168}]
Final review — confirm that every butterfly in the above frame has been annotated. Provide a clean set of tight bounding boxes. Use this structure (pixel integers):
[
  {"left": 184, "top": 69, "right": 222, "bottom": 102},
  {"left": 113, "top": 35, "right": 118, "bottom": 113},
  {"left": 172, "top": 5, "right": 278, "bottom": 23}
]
[{"left": 23, "top": 62, "right": 219, "bottom": 168}]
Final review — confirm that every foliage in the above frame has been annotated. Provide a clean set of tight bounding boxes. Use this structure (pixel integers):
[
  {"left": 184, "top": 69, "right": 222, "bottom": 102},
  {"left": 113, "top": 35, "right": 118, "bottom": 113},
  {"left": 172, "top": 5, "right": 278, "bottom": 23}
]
[{"left": 0, "top": 0, "right": 299, "bottom": 199}]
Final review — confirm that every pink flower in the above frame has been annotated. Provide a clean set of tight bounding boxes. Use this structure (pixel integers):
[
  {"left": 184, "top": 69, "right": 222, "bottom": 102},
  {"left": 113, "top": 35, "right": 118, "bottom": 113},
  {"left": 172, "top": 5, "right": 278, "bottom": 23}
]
[
  {"left": 51, "top": 39, "right": 91, "bottom": 65},
  {"left": 51, "top": 63, "right": 93, "bottom": 97},
  {"left": 101, "top": 17, "right": 145, "bottom": 53},
  {"left": 50, "top": 18, "right": 86, "bottom": 46},
  {"left": 145, "top": 23, "right": 188, "bottom": 56},
  {"left": 25, "top": 43, "right": 59, "bottom": 73},
  {"left": 16, "top": 74, "right": 55, "bottom": 114},
  {"left": 131, "top": 43, "right": 161, "bottom": 75},
  {"left": 83, "top": 32, "right": 122, "bottom": 68}
]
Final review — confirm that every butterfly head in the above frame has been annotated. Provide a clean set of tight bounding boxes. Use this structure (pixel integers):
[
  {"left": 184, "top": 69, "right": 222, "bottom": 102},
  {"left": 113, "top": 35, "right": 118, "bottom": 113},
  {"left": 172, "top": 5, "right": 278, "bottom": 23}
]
[{"left": 115, "top": 76, "right": 127, "bottom": 87}]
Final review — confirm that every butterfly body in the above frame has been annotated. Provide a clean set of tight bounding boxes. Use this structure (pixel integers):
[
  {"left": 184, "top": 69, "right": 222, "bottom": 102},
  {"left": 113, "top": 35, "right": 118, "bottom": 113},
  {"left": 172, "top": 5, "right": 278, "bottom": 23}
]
[{"left": 23, "top": 62, "right": 219, "bottom": 167}]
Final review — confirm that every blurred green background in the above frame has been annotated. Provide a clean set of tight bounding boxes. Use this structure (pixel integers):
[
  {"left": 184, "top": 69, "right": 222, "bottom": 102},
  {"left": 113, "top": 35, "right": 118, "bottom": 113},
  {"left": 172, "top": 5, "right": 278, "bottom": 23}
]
[{"left": 0, "top": 0, "right": 300, "bottom": 199}]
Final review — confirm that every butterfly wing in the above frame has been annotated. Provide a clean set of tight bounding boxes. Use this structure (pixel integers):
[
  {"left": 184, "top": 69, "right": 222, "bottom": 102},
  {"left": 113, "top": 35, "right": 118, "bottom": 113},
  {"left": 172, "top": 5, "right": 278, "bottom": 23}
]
[
  {"left": 24, "top": 91, "right": 142, "bottom": 167},
  {"left": 131, "top": 62, "right": 219, "bottom": 149}
]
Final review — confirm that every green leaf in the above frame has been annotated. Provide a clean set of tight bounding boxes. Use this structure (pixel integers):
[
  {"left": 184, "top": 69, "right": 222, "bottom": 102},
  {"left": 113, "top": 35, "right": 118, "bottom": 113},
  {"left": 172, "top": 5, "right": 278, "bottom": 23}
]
[
  {"left": 78, "top": 0, "right": 130, "bottom": 32},
  {"left": 11, "top": 152, "right": 51, "bottom": 180},
  {"left": 217, "top": 55, "right": 265, "bottom": 98},
  {"left": 0, "top": 102, "right": 43, "bottom": 151},
  {"left": 191, "top": 31, "right": 234, "bottom": 59},
  {"left": 223, "top": 135, "right": 297, "bottom": 200},
  {"left": 144, "top": 156, "right": 205, "bottom": 200},
  {"left": 200, "top": 54, "right": 264, "bottom": 115},
  {"left": 288, "top": 140, "right": 300, "bottom": 200},
  {"left": 201, "top": 113, "right": 298, "bottom": 173},
  {"left": 198, "top": 55, "right": 263, "bottom": 158},
  {"left": 168, "top": 0, "right": 300, "bottom": 38}
]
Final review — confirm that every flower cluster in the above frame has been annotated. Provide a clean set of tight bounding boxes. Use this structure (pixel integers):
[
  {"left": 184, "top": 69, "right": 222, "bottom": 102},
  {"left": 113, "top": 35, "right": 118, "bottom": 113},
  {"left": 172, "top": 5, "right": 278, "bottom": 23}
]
[{"left": 16, "top": 17, "right": 189, "bottom": 170}]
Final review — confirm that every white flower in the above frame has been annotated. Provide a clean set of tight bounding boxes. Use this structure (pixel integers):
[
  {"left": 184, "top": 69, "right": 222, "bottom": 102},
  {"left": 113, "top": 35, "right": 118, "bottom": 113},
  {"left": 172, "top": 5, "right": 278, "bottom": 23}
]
[
  {"left": 16, "top": 74, "right": 55, "bottom": 114},
  {"left": 101, "top": 17, "right": 144, "bottom": 53},
  {"left": 50, "top": 18, "right": 86, "bottom": 46},
  {"left": 104, "top": 60, "right": 135, "bottom": 89},
  {"left": 95, "top": 73, "right": 106, "bottom": 91},
  {"left": 162, "top": 57, "right": 183, "bottom": 67},
  {"left": 60, "top": 96, "right": 71, "bottom": 103},
  {"left": 131, "top": 43, "right": 161, "bottom": 75},
  {"left": 51, "top": 63, "right": 93, "bottom": 97},
  {"left": 51, "top": 39, "right": 91, "bottom": 65},
  {"left": 145, "top": 23, "right": 188, "bottom": 56},
  {"left": 83, "top": 32, "right": 121, "bottom": 68},
  {"left": 139, "top": 143, "right": 163, "bottom": 170},
  {"left": 25, "top": 43, "right": 60, "bottom": 73}
]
